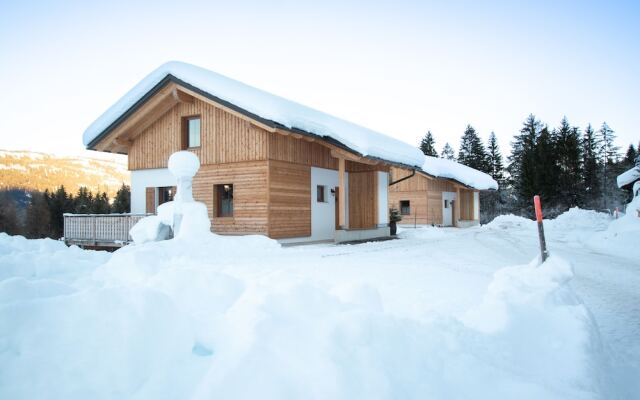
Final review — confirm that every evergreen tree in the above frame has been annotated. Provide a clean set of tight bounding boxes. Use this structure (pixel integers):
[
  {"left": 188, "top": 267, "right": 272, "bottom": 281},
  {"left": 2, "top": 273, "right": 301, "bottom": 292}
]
[
  {"left": 534, "top": 126, "right": 559, "bottom": 206},
  {"left": 24, "top": 191, "right": 51, "bottom": 239},
  {"left": 553, "top": 117, "right": 583, "bottom": 208},
  {"left": 508, "top": 114, "right": 541, "bottom": 211},
  {"left": 623, "top": 144, "right": 637, "bottom": 168},
  {"left": 440, "top": 143, "right": 455, "bottom": 160},
  {"left": 582, "top": 124, "right": 601, "bottom": 208},
  {"left": 419, "top": 131, "right": 438, "bottom": 157},
  {"left": 486, "top": 132, "right": 505, "bottom": 185},
  {"left": 91, "top": 192, "right": 111, "bottom": 214},
  {"left": 598, "top": 122, "right": 620, "bottom": 209},
  {"left": 112, "top": 184, "right": 131, "bottom": 214},
  {"left": 457, "top": 125, "right": 489, "bottom": 172},
  {"left": 0, "top": 190, "right": 20, "bottom": 235},
  {"left": 45, "top": 186, "right": 73, "bottom": 238},
  {"left": 73, "top": 187, "right": 93, "bottom": 214}
]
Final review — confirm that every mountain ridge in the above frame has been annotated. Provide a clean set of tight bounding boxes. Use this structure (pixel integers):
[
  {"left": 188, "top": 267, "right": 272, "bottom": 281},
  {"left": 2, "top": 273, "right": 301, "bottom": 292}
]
[{"left": 0, "top": 149, "right": 129, "bottom": 198}]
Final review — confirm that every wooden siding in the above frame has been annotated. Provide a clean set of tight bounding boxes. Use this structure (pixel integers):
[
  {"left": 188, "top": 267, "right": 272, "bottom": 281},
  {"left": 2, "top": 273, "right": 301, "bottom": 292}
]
[
  {"left": 459, "top": 189, "right": 475, "bottom": 220},
  {"left": 192, "top": 161, "right": 269, "bottom": 235},
  {"left": 268, "top": 134, "right": 337, "bottom": 169},
  {"left": 145, "top": 187, "right": 156, "bottom": 214},
  {"left": 388, "top": 168, "right": 462, "bottom": 226},
  {"left": 268, "top": 160, "right": 311, "bottom": 239},
  {"left": 129, "top": 98, "right": 270, "bottom": 170},
  {"left": 348, "top": 171, "right": 378, "bottom": 229}
]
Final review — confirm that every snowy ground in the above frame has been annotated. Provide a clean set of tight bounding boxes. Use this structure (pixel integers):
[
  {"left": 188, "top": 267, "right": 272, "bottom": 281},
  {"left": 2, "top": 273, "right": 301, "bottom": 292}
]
[{"left": 0, "top": 208, "right": 638, "bottom": 399}]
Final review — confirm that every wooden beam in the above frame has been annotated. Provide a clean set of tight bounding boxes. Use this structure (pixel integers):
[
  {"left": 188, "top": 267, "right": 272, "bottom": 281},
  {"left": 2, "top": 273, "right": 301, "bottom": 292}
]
[
  {"left": 172, "top": 87, "right": 194, "bottom": 103},
  {"left": 338, "top": 157, "right": 346, "bottom": 229}
]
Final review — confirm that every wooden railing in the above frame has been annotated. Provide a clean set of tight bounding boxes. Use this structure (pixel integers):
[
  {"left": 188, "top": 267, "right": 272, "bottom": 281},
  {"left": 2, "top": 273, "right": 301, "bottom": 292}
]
[{"left": 63, "top": 213, "right": 149, "bottom": 247}]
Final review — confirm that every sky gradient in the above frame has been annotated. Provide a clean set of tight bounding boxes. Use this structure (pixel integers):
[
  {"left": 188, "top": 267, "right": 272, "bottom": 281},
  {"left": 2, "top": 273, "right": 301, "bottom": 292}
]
[{"left": 1, "top": 0, "right": 638, "bottom": 160}]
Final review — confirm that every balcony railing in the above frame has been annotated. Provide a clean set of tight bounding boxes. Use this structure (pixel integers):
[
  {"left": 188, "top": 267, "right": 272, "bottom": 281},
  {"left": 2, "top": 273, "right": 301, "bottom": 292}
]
[{"left": 63, "top": 213, "right": 149, "bottom": 248}]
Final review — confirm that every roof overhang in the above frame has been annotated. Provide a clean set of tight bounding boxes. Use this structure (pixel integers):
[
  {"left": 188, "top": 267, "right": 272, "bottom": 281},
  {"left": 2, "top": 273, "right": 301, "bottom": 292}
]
[{"left": 87, "top": 75, "right": 420, "bottom": 170}]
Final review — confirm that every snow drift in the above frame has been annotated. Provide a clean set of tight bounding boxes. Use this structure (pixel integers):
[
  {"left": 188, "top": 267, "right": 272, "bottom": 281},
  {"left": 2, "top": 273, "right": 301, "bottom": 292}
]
[{"left": 0, "top": 227, "right": 606, "bottom": 399}]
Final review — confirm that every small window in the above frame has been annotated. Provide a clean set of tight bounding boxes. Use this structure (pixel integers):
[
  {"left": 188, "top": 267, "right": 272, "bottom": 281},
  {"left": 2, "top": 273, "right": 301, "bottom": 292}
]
[
  {"left": 215, "top": 184, "right": 233, "bottom": 217},
  {"left": 400, "top": 200, "right": 410, "bottom": 215},
  {"left": 158, "top": 186, "right": 174, "bottom": 205},
  {"left": 317, "top": 185, "right": 327, "bottom": 203},
  {"left": 183, "top": 116, "right": 201, "bottom": 149},
  {"left": 444, "top": 200, "right": 449, "bottom": 209}
]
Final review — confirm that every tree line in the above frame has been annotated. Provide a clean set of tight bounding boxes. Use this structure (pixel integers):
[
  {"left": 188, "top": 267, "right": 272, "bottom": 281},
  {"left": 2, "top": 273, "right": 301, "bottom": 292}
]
[
  {"left": 418, "top": 115, "right": 638, "bottom": 222},
  {"left": 0, "top": 184, "right": 130, "bottom": 239}
]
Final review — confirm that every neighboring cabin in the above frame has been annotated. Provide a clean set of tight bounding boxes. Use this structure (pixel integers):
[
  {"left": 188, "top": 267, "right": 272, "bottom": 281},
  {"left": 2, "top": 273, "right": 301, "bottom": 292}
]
[
  {"left": 82, "top": 62, "right": 425, "bottom": 243},
  {"left": 389, "top": 156, "right": 498, "bottom": 227}
]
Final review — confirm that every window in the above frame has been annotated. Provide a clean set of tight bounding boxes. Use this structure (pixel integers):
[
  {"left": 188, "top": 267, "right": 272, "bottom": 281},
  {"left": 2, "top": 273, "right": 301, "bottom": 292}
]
[
  {"left": 158, "top": 186, "right": 175, "bottom": 205},
  {"left": 215, "top": 184, "right": 233, "bottom": 217},
  {"left": 182, "top": 116, "right": 201, "bottom": 148},
  {"left": 317, "top": 185, "right": 327, "bottom": 203},
  {"left": 400, "top": 200, "right": 411, "bottom": 215}
]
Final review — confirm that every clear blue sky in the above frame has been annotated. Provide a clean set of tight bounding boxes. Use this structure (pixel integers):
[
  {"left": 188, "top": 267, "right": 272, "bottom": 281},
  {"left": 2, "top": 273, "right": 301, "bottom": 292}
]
[{"left": 0, "top": 0, "right": 638, "bottom": 159}]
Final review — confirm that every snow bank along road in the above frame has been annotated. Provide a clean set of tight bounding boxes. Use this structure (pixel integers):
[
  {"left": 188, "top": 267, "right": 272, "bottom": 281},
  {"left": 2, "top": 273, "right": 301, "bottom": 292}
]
[{"left": 0, "top": 208, "right": 637, "bottom": 400}]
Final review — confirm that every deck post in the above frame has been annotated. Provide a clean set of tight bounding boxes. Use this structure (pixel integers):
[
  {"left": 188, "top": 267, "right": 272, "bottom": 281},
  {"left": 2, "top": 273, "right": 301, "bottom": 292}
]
[
  {"left": 338, "top": 157, "right": 347, "bottom": 229},
  {"left": 455, "top": 187, "right": 461, "bottom": 227}
]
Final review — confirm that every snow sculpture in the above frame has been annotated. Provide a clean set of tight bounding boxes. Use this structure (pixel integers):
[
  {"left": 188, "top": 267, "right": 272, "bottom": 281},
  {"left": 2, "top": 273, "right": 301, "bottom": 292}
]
[{"left": 130, "top": 151, "right": 211, "bottom": 244}]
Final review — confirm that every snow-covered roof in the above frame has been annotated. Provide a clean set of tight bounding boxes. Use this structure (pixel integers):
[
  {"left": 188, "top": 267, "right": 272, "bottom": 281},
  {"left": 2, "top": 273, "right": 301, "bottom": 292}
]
[
  {"left": 421, "top": 156, "right": 498, "bottom": 190},
  {"left": 83, "top": 61, "right": 425, "bottom": 167},
  {"left": 617, "top": 166, "right": 640, "bottom": 188}
]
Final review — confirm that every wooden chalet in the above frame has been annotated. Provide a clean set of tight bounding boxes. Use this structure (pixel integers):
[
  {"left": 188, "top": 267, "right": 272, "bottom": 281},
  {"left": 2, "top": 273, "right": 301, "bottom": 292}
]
[
  {"left": 388, "top": 157, "right": 498, "bottom": 227},
  {"left": 79, "top": 62, "right": 425, "bottom": 244}
]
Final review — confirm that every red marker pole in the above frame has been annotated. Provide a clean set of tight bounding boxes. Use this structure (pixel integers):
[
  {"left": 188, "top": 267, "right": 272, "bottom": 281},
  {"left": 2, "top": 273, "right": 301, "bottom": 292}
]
[{"left": 534, "top": 195, "right": 549, "bottom": 263}]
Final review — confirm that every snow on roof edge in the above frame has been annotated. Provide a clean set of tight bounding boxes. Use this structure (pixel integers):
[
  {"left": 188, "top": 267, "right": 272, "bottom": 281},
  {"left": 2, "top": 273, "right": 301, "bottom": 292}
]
[
  {"left": 420, "top": 156, "right": 498, "bottom": 190},
  {"left": 83, "top": 61, "right": 425, "bottom": 167},
  {"left": 617, "top": 166, "right": 640, "bottom": 188}
]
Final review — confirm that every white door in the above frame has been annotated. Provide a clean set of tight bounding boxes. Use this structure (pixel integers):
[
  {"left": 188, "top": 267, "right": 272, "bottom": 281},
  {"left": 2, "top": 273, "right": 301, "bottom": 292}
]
[
  {"left": 442, "top": 192, "right": 456, "bottom": 226},
  {"left": 311, "top": 167, "right": 339, "bottom": 240}
]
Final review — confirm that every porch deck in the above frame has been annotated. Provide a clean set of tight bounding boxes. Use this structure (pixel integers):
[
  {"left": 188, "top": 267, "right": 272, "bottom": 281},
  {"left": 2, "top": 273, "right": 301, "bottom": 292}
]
[{"left": 63, "top": 213, "right": 149, "bottom": 248}]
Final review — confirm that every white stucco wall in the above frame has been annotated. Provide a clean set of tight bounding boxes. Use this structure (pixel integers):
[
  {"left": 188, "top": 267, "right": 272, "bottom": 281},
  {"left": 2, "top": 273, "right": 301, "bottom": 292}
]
[
  {"left": 130, "top": 168, "right": 176, "bottom": 213},
  {"left": 377, "top": 171, "right": 389, "bottom": 226},
  {"left": 310, "top": 167, "right": 339, "bottom": 241}
]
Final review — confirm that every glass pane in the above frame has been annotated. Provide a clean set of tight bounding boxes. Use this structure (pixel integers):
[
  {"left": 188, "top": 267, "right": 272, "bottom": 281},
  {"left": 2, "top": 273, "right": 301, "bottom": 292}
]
[
  {"left": 317, "top": 185, "right": 325, "bottom": 202},
  {"left": 189, "top": 118, "right": 201, "bottom": 147}
]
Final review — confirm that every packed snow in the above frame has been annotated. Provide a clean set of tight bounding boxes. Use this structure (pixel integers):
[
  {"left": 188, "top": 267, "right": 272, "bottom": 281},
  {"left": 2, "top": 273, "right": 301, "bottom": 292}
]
[
  {"left": 422, "top": 156, "right": 498, "bottom": 190},
  {"left": 82, "top": 61, "right": 425, "bottom": 167}
]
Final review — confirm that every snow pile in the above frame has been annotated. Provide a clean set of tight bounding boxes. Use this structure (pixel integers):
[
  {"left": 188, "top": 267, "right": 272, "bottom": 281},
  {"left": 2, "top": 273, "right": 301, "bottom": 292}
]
[
  {"left": 586, "top": 193, "right": 640, "bottom": 261},
  {"left": 83, "top": 61, "right": 425, "bottom": 167},
  {"left": 0, "top": 227, "right": 606, "bottom": 399},
  {"left": 422, "top": 156, "right": 498, "bottom": 190},
  {"left": 545, "top": 208, "right": 612, "bottom": 243}
]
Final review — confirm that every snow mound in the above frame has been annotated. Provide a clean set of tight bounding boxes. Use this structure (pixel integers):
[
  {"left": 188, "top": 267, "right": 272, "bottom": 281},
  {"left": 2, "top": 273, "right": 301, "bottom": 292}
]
[
  {"left": 422, "top": 156, "right": 498, "bottom": 190},
  {"left": 586, "top": 196, "right": 640, "bottom": 261},
  {"left": 0, "top": 228, "right": 606, "bottom": 399},
  {"left": 483, "top": 214, "right": 535, "bottom": 230},
  {"left": 83, "top": 61, "right": 425, "bottom": 167}
]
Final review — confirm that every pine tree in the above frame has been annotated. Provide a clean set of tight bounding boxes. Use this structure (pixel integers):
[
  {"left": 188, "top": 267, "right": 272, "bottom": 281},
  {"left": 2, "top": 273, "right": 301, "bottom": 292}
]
[
  {"left": 582, "top": 124, "right": 601, "bottom": 208},
  {"left": 486, "top": 132, "right": 505, "bottom": 185},
  {"left": 457, "top": 125, "right": 489, "bottom": 172},
  {"left": 598, "top": 122, "right": 620, "bottom": 210},
  {"left": 441, "top": 143, "right": 455, "bottom": 160},
  {"left": 112, "top": 184, "right": 131, "bottom": 214},
  {"left": 535, "top": 125, "right": 559, "bottom": 206},
  {"left": 74, "top": 187, "right": 93, "bottom": 214},
  {"left": 91, "top": 192, "right": 111, "bottom": 214},
  {"left": 45, "top": 186, "right": 73, "bottom": 238},
  {"left": 623, "top": 144, "right": 637, "bottom": 168},
  {"left": 508, "top": 114, "right": 541, "bottom": 210},
  {"left": 553, "top": 117, "right": 583, "bottom": 208},
  {"left": 419, "top": 131, "right": 438, "bottom": 157},
  {"left": 24, "top": 191, "right": 51, "bottom": 238}
]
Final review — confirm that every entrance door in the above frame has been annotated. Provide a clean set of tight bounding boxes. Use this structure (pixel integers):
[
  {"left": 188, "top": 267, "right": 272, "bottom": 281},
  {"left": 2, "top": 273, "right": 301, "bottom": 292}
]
[{"left": 442, "top": 192, "right": 456, "bottom": 226}]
